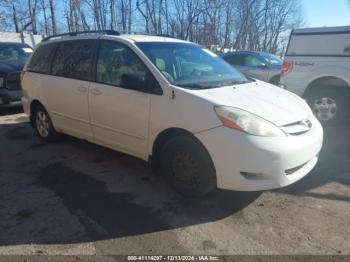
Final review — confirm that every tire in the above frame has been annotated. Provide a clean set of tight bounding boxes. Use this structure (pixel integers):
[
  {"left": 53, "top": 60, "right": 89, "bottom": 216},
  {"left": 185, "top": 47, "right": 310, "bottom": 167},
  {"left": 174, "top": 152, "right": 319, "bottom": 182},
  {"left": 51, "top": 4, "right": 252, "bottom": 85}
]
[
  {"left": 160, "top": 134, "right": 216, "bottom": 197},
  {"left": 269, "top": 75, "right": 280, "bottom": 86},
  {"left": 305, "top": 86, "right": 350, "bottom": 125},
  {"left": 33, "top": 105, "right": 60, "bottom": 142}
]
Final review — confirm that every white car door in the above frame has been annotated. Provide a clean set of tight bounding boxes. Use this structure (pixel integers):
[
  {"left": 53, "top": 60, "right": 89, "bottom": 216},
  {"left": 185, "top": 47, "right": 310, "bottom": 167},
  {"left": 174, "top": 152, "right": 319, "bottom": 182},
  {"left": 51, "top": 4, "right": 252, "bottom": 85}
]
[
  {"left": 44, "top": 40, "right": 96, "bottom": 140},
  {"left": 88, "top": 40, "right": 157, "bottom": 159}
]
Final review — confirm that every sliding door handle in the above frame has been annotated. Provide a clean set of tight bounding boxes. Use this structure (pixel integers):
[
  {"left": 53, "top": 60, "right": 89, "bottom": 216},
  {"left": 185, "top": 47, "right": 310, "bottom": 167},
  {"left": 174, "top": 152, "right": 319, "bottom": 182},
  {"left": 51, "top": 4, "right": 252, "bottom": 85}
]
[
  {"left": 77, "top": 86, "right": 88, "bottom": 92},
  {"left": 90, "top": 88, "right": 102, "bottom": 96}
]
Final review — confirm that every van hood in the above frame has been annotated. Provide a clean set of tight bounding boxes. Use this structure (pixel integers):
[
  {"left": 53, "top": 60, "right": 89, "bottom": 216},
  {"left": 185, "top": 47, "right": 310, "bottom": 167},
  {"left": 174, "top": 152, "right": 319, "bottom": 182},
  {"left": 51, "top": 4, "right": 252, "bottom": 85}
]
[{"left": 193, "top": 80, "right": 311, "bottom": 126}]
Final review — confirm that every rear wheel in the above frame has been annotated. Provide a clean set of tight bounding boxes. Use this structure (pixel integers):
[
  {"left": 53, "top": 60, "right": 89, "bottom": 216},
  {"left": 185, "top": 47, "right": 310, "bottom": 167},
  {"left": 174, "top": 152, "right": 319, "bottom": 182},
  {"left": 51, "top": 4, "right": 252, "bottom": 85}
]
[
  {"left": 305, "top": 86, "right": 350, "bottom": 125},
  {"left": 33, "top": 105, "right": 60, "bottom": 142},
  {"left": 160, "top": 135, "right": 216, "bottom": 197}
]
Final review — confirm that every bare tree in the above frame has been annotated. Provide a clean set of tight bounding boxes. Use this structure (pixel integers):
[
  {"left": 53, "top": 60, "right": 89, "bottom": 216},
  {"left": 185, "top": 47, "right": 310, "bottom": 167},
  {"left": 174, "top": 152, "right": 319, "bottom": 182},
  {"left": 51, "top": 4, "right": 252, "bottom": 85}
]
[
  {"left": 128, "top": 0, "right": 132, "bottom": 33},
  {"left": 49, "top": 0, "right": 57, "bottom": 34},
  {"left": 136, "top": 0, "right": 165, "bottom": 34},
  {"left": 0, "top": 10, "right": 9, "bottom": 31},
  {"left": 40, "top": 0, "right": 49, "bottom": 35},
  {"left": 136, "top": 0, "right": 150, "bottom": 33},
  {"left": 0, "top": 0, "right": 304, "bottom": 54},
  {"left": 93, "top": 0, "right": 102, "bottom": 30},
  {"left": 64, "top": 8, "right": 71, "bottom": 31},
  {"left": 12, "top": 3, "right": 20, "bottom": 32},
  {"left": 110, "top": 0, "right": 116, "bottom": 30},
  {"left": 28, "top": 0, "right": 39, "bottom": 34},
  {"left": 170, "top": 0, "right": 202, "bottom": 40},
  {"left": 77, "top": 2, "right": 90, "bottom": 31}
]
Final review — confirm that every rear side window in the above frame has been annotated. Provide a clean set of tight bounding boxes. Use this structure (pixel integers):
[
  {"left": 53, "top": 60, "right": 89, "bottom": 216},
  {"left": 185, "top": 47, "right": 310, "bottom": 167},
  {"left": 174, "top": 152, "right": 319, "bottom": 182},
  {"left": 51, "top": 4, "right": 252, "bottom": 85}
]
[
  {"left": 223, "top": 54, "right": 244, "bottom": 66},
  {"left": 27, "top": 44, "right": 56, "bottom": 74},
  {"left": 51, "top": 40, "right": 95, "bottom": 81}
]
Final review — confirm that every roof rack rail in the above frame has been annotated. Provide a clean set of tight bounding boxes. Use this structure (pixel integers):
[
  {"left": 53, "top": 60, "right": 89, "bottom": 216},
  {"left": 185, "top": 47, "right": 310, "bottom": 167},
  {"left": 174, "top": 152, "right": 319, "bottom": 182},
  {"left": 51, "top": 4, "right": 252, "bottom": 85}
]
[
  {"left": 42, "top": 30, "right": 120, "bottom": 42},
  {"left": 156, "top": 34, "right": 176, "bottom": 38}
]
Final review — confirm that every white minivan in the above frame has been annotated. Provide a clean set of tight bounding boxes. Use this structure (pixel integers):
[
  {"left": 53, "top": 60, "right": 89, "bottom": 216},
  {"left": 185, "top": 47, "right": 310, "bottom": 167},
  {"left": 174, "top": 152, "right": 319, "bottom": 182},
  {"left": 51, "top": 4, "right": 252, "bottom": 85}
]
[{"left": 21, "top": 31, "right": 323, "bottom": 197}]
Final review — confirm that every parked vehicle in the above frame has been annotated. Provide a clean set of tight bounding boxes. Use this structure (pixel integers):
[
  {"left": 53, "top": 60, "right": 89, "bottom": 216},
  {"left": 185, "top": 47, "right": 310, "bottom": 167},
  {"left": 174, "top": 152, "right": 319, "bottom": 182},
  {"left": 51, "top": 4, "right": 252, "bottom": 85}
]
[
  {"left": 280, "top": 26, "right": 350, "bottom": 124},
  {"left": 21, "top": 31, "right": 323, "bottom": 197},
  {"left": 0, "top": 42, "right": 33, "bottom": 107},
  {"left": 221, "top": 51, "right": 282, "bottom": 85}
]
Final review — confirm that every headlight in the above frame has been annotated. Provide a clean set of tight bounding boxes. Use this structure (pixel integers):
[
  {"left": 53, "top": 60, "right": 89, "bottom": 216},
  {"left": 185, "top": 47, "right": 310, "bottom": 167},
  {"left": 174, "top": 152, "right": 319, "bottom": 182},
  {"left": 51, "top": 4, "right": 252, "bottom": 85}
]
[
  {"left": 214, "top": 106, "right": 286, "bottom": 137},
  {"left": 0, "top": 77, "right": 3, "bottom": 88}
]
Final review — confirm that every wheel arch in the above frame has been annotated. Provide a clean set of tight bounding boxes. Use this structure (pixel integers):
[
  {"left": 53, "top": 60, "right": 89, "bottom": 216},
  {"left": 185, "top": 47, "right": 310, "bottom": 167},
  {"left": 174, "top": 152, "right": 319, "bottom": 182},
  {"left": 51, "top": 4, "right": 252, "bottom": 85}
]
[
  {"left": 150, "top": 127, "right": 204, "bottom": 172},
  {"left": 304, "top": 76, "right": 350, "bottom": 97},
  {"left": 29, "top": 99, "right": 45, "bottom": 127}
]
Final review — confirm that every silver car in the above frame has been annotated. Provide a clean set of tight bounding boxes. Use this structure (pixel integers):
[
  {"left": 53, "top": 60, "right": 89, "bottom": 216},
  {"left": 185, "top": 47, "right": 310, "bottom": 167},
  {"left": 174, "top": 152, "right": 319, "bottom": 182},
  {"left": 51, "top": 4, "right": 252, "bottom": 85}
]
[{"left": 221, "top": 51, "right": 282, "bottom": 85}]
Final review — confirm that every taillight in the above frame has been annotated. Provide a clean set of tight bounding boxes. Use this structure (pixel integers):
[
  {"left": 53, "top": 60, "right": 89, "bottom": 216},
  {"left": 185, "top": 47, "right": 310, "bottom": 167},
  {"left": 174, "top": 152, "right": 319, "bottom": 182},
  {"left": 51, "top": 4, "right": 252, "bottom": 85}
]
[
  {"left": 20, "top": 71, "right": 26, "bottom": 82},
  {"left": 281, "top": 61, "right": 293, "bottom": 76}
]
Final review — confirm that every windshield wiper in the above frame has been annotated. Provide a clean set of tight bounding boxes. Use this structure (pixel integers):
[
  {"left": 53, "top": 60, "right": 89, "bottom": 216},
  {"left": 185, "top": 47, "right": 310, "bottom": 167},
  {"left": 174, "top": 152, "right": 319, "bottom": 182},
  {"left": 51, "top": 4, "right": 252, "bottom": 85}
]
[
  {"left": 215, "top": 79, "right": 252, "bottom": 87},
  {"left": 177, "top": 83, "right": 209, "bottom": 89},
  {"left": 176, "top": 79, "right": 253, "bottom": 89}
]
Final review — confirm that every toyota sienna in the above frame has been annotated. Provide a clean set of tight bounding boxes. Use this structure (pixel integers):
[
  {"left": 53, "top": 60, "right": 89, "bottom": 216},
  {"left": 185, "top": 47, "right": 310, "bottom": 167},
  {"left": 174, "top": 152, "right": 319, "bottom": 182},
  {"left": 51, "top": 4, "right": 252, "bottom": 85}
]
[{"left": 21, "top": 31, "right": 323, "bottom": 197}]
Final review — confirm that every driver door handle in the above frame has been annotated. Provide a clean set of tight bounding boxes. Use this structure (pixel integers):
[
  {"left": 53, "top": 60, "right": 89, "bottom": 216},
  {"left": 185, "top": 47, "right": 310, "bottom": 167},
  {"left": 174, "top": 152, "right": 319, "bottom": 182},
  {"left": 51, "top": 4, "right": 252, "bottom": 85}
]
[{"left": 90, "top": 88, "right": 102, "bottom": 96}]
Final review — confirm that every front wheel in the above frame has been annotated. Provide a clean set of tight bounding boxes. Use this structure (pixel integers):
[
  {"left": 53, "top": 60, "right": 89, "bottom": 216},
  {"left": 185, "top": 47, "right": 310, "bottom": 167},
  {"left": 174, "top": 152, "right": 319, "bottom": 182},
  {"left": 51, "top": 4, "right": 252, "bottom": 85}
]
[
  {"left": 305, "top": 86, "right": 350, "bottom": 125},
  {"left": 160, "top": 135, "right": 217, "bottom": 197},
  {"left": 269, "top": 75, "right": 280, "bottom": 86},
  {"left": 33, "top": 105, "right": 60, "bottom": 142}
]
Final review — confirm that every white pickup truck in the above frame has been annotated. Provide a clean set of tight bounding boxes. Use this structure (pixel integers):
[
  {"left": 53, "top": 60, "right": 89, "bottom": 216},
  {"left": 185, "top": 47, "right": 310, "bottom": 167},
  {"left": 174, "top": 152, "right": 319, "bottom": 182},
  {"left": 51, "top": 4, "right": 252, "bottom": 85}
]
[{"left": 280, "top": 26, "right": 350, "bottom": 124}]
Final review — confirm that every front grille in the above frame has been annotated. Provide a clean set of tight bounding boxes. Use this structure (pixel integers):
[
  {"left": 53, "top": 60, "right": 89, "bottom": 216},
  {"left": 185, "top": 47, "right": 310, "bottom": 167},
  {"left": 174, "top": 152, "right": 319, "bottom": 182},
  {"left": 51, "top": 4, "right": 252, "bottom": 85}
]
[
  {"left": 285, "top": 162, "right": 308, "bottom": 175},
  {"left": 5, "top": 71, "right": 21, "bottom": 90},
  {"left": 280, "top": 119, "right": 313, "bottom": 135}
]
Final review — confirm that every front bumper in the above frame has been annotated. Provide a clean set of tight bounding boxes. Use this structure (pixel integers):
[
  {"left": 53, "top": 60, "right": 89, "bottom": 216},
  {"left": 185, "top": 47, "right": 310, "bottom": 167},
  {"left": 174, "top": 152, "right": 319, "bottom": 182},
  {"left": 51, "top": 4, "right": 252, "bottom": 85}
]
[
  {"left": 195, "top": 118, "right": 323, "bottom": 191},
  {"left": 0, "top": 88, "right": 22, "bottom": 106}
]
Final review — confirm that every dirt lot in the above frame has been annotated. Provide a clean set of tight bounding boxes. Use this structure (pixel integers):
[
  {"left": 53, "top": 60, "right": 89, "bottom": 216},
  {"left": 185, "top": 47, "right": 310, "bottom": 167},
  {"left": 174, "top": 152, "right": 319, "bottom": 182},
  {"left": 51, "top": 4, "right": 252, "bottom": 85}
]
[{"left": 0, "top": 106, "right": 349, "bottom": 256}]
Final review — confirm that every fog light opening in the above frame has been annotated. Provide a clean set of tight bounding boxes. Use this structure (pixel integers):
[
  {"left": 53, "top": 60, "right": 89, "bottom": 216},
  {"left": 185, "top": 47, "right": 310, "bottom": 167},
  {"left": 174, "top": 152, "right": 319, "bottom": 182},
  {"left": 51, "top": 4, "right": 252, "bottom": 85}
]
[{"left": 240, "top": 172, "right": 269, "bottom": 180}]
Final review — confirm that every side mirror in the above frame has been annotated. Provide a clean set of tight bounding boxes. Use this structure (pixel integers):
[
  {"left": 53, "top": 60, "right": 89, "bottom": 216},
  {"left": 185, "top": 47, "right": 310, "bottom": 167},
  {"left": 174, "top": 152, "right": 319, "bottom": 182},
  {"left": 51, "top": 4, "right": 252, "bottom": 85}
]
[
  {"left": 121, "top": 73, "right": 148, "bottom": 91},
  {"left": 259, "top": 63, "right": 268, "bottom": 69}
]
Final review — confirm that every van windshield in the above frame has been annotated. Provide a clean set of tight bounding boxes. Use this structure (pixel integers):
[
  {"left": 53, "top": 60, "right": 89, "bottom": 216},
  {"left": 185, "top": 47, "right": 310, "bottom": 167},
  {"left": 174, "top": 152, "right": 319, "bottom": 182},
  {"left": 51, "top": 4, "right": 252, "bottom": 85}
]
[{"left": 136, "top": 42, "right": 250, "bottom": 89}]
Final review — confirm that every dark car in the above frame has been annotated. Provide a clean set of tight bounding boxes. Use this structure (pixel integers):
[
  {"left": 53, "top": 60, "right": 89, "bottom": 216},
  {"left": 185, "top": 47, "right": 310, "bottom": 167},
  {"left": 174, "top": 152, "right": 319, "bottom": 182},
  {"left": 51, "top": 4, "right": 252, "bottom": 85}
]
[
  {"left": 0, "top": 42, "right": 33, "bottom": 107},
  {"left": 221, "top": 51, "right": 282, "bottom": 85}
]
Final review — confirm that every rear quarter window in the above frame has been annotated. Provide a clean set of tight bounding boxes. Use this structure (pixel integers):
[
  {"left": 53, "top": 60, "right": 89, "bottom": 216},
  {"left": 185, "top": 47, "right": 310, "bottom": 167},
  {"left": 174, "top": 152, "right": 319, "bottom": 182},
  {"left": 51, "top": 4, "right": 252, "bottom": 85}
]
[{"left": 27, "top": 43, "right": 57, "bottom": 74}]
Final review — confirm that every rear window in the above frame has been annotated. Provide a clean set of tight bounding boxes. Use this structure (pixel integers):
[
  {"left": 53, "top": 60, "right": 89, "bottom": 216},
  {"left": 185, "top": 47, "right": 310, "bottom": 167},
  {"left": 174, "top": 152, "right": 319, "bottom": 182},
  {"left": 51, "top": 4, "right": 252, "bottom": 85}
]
[
  {"left": 0, "top": 44, "right": 32, "bottom": 63},
  {"left": 51, "top": 40, "right": 96, "bottom": 81},
  {"left": 27, "top": 43, "right": 56, "bottom": 74}
]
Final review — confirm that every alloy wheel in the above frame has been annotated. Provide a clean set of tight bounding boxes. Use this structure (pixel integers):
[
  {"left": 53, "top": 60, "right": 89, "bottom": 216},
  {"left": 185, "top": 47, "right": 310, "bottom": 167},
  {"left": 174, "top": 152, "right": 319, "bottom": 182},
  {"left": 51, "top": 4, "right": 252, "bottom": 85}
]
[
  {"left": 313, "top": 97, "right": 337, "bottom": 121},
  {"left": 36, "top": 111, "right": 50, "bottom": 138}
]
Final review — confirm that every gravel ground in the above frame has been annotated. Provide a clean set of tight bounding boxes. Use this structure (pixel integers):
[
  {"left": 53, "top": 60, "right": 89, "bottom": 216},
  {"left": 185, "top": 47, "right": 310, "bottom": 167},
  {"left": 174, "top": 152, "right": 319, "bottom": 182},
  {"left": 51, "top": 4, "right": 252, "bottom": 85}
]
[{"left": 0, "top": 106, "right": 349, "bottom": 256}]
